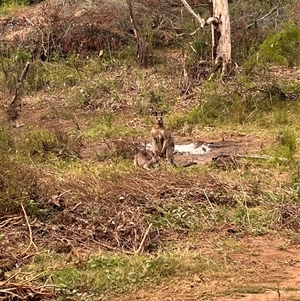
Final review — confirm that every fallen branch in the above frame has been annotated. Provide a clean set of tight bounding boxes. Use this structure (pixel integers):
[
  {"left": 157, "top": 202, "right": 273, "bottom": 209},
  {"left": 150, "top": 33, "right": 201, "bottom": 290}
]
[
  {"left": 135, "top": 223, "right": 152, "bottom": 255},
  {"left": 0, "top": 216, "right": 22, "bottom": 228},
  {"left": 21, "top": 202, "right": 38, "bottom": 254},
  {"left": 213, "top": 153, "right": 289, "bottom": 162}
]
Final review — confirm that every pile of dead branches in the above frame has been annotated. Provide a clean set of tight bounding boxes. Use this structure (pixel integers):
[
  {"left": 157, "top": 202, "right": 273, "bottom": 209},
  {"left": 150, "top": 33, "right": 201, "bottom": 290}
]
[
  {"left": 0, "top": 0, "right": 181, "bottom": 58},
  {"left": 280, "top": 202, "right": 300, "bottom": 232},
  {"left": 0, "top": 169, "right": 237, "bottom": 260},
  {"left": 0, "top": 273, "right": 56, "bottom": 301}
]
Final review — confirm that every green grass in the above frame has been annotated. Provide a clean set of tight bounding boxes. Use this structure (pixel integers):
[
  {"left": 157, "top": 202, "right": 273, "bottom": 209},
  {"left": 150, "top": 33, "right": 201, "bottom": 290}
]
[
  {"left": 82, "top": 113, "right": 144, "bottom": 140},
  {"left": 26, "top": 252, "right": 215, "bottom": 298},
  {"left": 0, "top": 0, "right": 28, "bottom": 15}
]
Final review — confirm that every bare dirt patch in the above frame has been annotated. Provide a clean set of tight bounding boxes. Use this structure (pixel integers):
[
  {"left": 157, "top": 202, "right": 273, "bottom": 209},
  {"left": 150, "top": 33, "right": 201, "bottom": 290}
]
[{"left": 110, "top": 235, "right": 300, "bottom": 301}]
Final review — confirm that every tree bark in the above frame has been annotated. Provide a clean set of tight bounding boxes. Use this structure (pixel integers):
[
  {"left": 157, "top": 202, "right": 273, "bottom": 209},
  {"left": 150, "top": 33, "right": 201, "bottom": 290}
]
[
  {"left": 180, "top": 0, "right": 232, "bottom": 79},
  {"left": 210, "top": 0, "right": 231, "bottom": 69}
]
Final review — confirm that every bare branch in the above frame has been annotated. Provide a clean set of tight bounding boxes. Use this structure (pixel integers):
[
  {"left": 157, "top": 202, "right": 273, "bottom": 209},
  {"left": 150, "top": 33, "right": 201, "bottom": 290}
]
[
  {"left": 246, "top": 7, "right": 279, "bottom": 29},
  {"left": 179, "top": 0, "right": 206, "bottom": 27},
  {"left": 135, "top": 223, "right": 152, "bottom": 254},
  {"left": 18, "top": 61, "right": 30, "bottom": 84},
  {"left": 21, "top": 202, "right": 38, "bottom": 254},
  {"left": 125, "top": 0, "right": 139, "bottom": 40}
]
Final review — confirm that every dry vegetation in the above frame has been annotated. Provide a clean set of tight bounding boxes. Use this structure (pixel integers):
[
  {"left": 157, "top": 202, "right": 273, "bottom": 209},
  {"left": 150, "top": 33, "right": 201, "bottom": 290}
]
[{"left": 1, "top": 0, "right": 300, "bottom": 301}]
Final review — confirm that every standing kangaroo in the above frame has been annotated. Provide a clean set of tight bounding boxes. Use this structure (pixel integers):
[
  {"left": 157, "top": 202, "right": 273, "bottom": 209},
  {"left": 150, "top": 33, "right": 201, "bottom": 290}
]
[
  {"left": 151, "top": 111, "right": 175, "bottom": 164},
  {"left": 151, "top": 112, "right": 197, "bottom": 167}
]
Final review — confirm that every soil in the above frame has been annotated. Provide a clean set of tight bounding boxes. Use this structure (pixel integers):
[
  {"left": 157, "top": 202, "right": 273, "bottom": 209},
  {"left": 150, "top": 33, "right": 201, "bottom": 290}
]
[{"left": 110, "top": 235, "right": 300, "bottom": 301}]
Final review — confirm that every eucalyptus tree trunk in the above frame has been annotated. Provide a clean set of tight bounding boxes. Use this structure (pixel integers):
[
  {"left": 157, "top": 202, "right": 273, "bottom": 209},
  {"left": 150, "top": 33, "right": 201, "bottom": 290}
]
[
  {"left": 180, "top": 0, "right": 232, "bottom": 80},
  {"left": 210, "top": 0, "right": 231, "bottom": 77}
]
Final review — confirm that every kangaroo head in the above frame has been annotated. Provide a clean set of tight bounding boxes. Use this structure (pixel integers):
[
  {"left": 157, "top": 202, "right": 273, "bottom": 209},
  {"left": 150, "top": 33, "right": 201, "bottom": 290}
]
[{"left": 154, "top": 111, "right": 164, "bottom": 125}]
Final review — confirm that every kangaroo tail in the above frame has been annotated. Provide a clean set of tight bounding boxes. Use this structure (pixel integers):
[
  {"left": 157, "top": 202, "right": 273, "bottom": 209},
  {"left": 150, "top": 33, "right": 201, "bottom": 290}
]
[{"left": 180, "top": 162, "right": 197, "bottom": 168}]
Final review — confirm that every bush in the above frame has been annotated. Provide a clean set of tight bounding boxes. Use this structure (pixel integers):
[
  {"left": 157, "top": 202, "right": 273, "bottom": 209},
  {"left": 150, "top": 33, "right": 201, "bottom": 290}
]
[
  {"left": 245, "top": 22, "right": 300, "bottom": 72},
  {"left": 0, "top": 124, "right": 41, "bottom": 216}
]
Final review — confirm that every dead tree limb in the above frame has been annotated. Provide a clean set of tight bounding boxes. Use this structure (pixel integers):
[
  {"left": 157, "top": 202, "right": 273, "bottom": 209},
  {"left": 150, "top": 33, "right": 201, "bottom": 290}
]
[
  {"left": 21, "top": 202, "right": 38, "bottom": 254},
  {"left": 6, "top": 61, "right": 30, "bottom": 128},
  {"left": 125, "top": 0, "right": 149, "bottom": 68},
  {"left": 180, "top": 0, "right": 206, "bottom": 27}
]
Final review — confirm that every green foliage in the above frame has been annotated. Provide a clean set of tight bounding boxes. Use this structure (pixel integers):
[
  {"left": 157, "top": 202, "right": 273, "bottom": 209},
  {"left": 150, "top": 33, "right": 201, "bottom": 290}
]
[
  {"left": 0, "top": 0, "right": 27, "bottom": 5},
  {"left": 234, "top": 203, "right": 273, "bottom": 235},
  {"left": 0, "top": 125, "right": 78, "bottom": 217},
  {"left": 164, "top": 112, "right": 186, "bottom": 131},
  {"left": 0, "top": 49, "right": 31, "bottom": 94},
  {"left": 148, "top": 201, "right": 203, "bottom": 232},
  {"left": 267, "top": 129, "right": 297, "bottom": 160},
  {"left": 83, "top": 113, "right": 143, "bottom": 140},
  {"left": 20, "top": 127, "right": 81, "bottom": 162},
  {"left": 0, "top": 51, "right": 128, "bottom": 97},
  {"left": 245, "top": 23, "right": 300, "bottom": 72},
  {"left": 52, "top": 254, "right": 180, "bottom": 295},
  {"left": 148, "top": 196, "right": 229, "bottom": 232},
  {"left": 0, "top": 0, "right": 28, "bottom": 14},
  {"left": 175, "top": 82, "right": 245, "bottom": 127},
  {"left": 0, "top": 123, "right": 14, "bottom": 154}
]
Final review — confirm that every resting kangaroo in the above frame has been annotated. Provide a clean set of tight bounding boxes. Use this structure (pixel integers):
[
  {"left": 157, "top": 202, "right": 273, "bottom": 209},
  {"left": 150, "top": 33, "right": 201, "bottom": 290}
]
[
  {"left": 151, "top": 112, "right": 197, "bottom": 168},
  {"left": 134, "top": 150, "right": 159, "bottom": 170}
]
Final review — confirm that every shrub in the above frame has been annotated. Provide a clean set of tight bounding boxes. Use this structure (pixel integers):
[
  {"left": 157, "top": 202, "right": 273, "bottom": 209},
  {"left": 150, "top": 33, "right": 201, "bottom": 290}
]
[
  {"left": 20, "top": 127, "right": 82, "bottom": 162},
  {"left": 245, "top": 22, "right": 300, "bottom": 72}
]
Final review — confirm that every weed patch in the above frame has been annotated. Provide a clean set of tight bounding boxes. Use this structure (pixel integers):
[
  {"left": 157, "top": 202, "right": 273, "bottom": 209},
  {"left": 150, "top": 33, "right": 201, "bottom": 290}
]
[
  {"left": 32, "top": 253, "right": 182, "bottom": 296},
  {"left": 245, "top": 22, "right": 300, "bottom": 73},
  {"left": 82, "top": 113, "right": 144, "bottom": 140}
]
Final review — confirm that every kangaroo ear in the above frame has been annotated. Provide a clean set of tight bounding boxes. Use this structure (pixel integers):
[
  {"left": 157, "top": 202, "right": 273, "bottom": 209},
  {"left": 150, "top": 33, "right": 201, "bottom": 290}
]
[
  {"left": 149, "top": 110, "right": 157, "bottom": 116},
  {"left": 149, "top": 108, "right": 157, "bottom": 116}
]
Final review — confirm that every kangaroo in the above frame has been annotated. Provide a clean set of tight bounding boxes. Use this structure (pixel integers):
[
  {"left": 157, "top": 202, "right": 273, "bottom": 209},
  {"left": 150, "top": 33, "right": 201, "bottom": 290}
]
[
  {"left": 134, "top": 150, "right": 160, "bottom": 170},
  {"left": 151, "top": 112, "right": 197, "bottom": 168},
  {"left": 151, "top": 111, "right": 174, "bottom": 163}
]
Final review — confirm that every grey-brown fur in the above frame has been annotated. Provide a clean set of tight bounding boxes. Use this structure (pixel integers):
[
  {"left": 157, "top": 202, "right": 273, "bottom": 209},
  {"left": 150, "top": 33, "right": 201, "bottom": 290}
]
[
  {"left": 151, "top": 112, "right": 197, "bottom": 168},
  {"left": 151, "top": 112, "right": 176, "bottom": 165},
  {"left": 134, "top": 150, "right": 159, "bottom": 170}
]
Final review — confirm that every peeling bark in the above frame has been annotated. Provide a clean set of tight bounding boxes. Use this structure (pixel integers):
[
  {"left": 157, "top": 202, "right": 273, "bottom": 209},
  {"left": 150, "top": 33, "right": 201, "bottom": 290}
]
[
  {"left": 210, "top": 0, "right": 231, "bottom": 69},
  {"left": 180, "top": 0, "right": 232, "bottom": 80}
]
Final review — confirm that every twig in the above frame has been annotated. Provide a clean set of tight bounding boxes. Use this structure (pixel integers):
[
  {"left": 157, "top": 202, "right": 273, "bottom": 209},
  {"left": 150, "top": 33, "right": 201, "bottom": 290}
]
[
  {"left": 277, "top": 284, "right": 281, "bottom": 301},
  {"left": 135, "top": 223, "right": 152, "bottom": 254},
  {"left": 20, "top": 203, "right": 38, "bottom": 254},
  {"left": 71, "top": 113, "right": 81, "bottom": 130},
  {"left": 247, "top": 7, "right": 279, "bottom": 29},
  {"left": 0, "top": 216, "right": 22, "bottom": 228},
  {"left": 18, "top": 61, "right": 30, "bottom": 84},
  {"left": 202, "top": 189, "right": 217, "bottom": 224},
  {"left": 70, "top": 201, "right": 82, "bottom": 211},
  {"left": 0, "top": 289, "right": 21, "bottom": 299}
]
